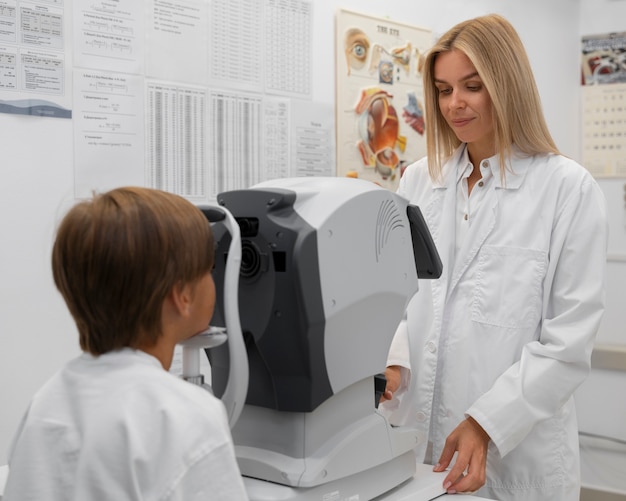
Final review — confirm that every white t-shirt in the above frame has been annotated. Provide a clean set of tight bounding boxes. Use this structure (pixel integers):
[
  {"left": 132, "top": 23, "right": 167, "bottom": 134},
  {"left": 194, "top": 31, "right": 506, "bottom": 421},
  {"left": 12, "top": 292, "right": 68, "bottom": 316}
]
[{"left": 4, "top": 348, "right": 248, "bottom": 501}]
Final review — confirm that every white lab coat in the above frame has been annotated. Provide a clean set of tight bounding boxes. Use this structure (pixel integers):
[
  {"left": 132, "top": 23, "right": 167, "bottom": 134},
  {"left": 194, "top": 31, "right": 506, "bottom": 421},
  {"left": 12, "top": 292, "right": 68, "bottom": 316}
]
[
  {"left": 383, "top": 145, "right": 607, "bottom": 500},
  {"left": 4, "top": 348, "right": 248, "bottom": 501}
]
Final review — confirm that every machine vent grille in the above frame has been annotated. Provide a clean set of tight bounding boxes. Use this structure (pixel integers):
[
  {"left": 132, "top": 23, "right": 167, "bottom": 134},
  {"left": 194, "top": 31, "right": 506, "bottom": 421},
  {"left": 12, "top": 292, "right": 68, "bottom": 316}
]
[{"left": 375, "top": 199, "right": 404, "bottom": 262}]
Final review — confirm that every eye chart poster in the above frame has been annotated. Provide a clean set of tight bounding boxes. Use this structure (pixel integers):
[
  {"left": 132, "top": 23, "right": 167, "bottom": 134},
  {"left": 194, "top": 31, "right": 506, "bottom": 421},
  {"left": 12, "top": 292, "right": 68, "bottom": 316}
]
[
  {"left": 581, "top": 31, "right": 626, "bottom": 178},
  {"left": 335, "top": 9, "right": 431, "bottom": 191}
]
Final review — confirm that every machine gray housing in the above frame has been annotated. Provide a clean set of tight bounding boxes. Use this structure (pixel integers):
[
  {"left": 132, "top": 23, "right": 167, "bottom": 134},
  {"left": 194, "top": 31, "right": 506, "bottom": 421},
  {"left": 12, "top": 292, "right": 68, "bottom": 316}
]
[
  {"left": 207, "top": 177, "right": 442, "bottom": 499},
  {"left": 209, "top": 177, "right": 441, "bottom": 413}
]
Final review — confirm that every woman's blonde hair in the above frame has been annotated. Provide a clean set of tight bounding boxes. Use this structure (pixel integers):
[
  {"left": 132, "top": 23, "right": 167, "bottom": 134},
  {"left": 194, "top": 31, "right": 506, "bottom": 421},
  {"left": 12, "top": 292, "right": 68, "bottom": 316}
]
[
  {"left": 52, "top": 187, "right": 214, "bottom": 355},
  {"left": 422, "top": 14, "right": 559, "bottom": 181}
]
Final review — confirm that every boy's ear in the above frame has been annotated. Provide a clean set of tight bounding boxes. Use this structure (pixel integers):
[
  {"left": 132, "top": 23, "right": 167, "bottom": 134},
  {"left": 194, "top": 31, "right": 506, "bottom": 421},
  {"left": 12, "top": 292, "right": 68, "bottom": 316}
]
[{"left": 169, "top": 281, "right": 192, "bottom": 316}]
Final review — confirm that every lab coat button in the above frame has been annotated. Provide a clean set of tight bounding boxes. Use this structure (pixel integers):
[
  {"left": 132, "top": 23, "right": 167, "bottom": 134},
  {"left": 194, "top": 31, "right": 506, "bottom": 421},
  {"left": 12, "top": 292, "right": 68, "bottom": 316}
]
[
  {"left": 427, "top": 341, "right": 436, "bottom": 353},
  {"left": 482, "top": 160, "right": 489, "bottom": 169},
  {"left": 416, "top": 411, "right": 427, "bottom": 422}
]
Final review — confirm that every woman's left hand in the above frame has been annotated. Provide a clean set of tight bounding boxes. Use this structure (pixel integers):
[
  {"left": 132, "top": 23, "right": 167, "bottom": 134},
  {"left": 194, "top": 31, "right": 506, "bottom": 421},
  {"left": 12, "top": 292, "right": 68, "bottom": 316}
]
[{"left": 434, "top": 416, "right": 490, "bottom": 494}]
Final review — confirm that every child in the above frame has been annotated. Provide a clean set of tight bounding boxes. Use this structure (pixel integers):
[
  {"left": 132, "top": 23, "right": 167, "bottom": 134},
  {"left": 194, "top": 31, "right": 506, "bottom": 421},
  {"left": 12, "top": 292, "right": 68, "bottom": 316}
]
[{"left": 4, "top": 187, "right": 249, "bottom": 500}]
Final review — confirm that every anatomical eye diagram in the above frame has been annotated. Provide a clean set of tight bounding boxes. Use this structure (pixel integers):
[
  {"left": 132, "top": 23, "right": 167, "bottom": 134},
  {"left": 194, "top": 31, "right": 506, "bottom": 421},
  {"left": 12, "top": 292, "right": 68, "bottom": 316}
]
[
  {"left": 345, "top": 28, "right": 371, "bottom": 76},
  {"left": 355, "top": 87, "right": 407, "bottom": 181},
  {"left": 403, "top": 92, "right": 424, "bottom": 135},
  {"left": 336, "top": 11, "right": 432, "bottom": 189}
]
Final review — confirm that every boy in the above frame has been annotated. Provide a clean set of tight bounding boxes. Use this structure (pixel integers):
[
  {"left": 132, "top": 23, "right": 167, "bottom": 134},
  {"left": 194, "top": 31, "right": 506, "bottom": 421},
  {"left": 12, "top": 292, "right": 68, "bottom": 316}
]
[{"left": 4, "top": 187, "right": 248, "bottom": 500}]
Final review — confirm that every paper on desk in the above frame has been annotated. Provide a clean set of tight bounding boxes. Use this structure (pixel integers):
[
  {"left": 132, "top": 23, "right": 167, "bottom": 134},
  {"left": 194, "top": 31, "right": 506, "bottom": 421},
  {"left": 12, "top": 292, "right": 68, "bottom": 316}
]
[{"left": 375, "top": 462, "right": 447, "bottom": 500}]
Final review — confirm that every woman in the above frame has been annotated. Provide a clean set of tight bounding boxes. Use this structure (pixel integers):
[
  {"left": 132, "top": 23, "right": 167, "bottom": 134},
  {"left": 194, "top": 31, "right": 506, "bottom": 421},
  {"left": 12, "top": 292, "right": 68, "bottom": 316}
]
[{"left": 380, "top": 14, "right": 607, "bottom": 500}]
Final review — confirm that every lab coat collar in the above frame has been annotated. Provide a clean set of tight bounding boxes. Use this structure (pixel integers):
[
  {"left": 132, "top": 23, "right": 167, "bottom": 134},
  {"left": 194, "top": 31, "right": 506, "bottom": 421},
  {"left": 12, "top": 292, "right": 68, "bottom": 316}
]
[{"left": 442, "top": 144, "right": 531, "bottom": 190}]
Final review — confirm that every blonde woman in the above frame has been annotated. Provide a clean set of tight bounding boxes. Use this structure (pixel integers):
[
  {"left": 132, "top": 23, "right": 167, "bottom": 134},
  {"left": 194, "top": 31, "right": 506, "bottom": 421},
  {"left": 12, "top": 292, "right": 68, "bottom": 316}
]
[{"left": 380, "top": 14, "right": 607, "bottom": 500}]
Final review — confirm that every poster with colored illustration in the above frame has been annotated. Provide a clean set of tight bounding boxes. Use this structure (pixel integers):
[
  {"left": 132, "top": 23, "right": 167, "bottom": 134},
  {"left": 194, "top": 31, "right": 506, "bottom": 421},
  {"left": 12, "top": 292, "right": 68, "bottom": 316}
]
[
  {"left": 335, "top": 9, "right": 432, "bottom": 190},
  {"left": 581, "top": 31, "right": 626, "bottom": 86}
]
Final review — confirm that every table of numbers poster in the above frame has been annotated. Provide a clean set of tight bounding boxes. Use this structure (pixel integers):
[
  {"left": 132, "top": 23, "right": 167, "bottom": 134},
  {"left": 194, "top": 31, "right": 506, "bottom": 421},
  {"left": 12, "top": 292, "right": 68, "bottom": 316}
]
[
  {"left": 335, "top": 9, "right": 431, "bottom": 190},
  {"left": 581, "top": 31, "right": 626, "bottom": 178}
]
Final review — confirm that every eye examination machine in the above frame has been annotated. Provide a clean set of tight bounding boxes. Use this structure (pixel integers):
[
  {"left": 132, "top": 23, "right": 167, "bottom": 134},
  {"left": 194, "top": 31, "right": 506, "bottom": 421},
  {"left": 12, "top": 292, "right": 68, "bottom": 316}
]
[{"left": 184, "top": 177, "right": 444, "bottom": 500}]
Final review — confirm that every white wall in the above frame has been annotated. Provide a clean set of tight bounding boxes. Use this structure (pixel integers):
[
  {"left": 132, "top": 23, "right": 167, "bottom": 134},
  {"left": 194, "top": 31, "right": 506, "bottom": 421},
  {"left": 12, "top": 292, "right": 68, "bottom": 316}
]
[
  {"left": 0, "top": 116, "right": 79, "bottom": 460},
  {"left": 2, "top": 0, "right": 624, "bottom": 466}
]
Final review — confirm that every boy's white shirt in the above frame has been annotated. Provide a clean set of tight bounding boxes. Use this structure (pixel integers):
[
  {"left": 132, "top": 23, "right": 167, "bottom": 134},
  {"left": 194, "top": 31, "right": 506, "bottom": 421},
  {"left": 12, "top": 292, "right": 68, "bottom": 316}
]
[{"left": 4, "top": 348, "right": 248, "bottom": 501}]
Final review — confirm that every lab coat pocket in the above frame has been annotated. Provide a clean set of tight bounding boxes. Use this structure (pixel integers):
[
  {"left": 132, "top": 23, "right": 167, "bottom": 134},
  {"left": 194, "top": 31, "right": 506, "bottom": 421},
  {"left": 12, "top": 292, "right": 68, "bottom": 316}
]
[{"left": 472, "top": 245, "right": 547, "bottom": 329}]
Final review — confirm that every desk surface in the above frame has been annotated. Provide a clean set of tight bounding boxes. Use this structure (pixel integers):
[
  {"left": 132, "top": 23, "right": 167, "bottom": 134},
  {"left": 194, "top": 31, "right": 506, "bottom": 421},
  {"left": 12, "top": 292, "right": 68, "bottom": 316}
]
[{"left": 0, "top": 463, "right": 493, "bottom": 501}]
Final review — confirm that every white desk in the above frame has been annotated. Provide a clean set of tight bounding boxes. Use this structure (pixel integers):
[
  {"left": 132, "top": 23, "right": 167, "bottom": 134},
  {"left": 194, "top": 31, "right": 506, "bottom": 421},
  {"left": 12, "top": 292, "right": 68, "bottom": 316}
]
[{"left": 0, "top": 463, "right": 494, "bottom": 501}]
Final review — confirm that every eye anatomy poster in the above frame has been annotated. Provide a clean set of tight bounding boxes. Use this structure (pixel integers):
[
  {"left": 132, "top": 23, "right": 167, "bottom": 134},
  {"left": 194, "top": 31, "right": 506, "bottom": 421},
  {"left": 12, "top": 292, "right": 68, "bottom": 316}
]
[{"left": 335, "top": 9, "right": 431, "bottom": 190}]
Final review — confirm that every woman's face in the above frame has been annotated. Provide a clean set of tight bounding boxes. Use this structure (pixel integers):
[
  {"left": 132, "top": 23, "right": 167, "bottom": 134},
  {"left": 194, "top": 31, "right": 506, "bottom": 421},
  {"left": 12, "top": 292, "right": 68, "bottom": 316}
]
[{"left": 434, "top": 49, "right": 495, "bottom": 157}]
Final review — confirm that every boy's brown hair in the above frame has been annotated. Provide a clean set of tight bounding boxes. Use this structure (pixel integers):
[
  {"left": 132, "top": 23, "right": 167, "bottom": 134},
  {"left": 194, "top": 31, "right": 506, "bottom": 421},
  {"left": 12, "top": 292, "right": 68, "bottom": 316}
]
[{"left": 52, "top": 187, "right": 215, "bottom": 355}]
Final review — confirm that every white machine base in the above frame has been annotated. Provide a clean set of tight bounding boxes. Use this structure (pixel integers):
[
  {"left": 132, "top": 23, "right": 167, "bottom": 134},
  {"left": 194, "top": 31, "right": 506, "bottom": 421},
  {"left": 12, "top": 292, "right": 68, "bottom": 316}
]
[
  {"left": 243, "top": 451, "right": 423, "bottom": 501},
  {"left": 242, "top": 454, "right": 453, "bottom": 501}
]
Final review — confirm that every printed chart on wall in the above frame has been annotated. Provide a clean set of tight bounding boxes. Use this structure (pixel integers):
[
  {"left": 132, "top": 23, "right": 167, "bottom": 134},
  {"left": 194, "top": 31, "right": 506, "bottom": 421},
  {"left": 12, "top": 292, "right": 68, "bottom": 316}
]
[
  {"left": 335, "top": 9, "right": 431, "bottom": 191},
  {"left": 581, "top": 31, "right": 626, "bottom": 178},
  {"left": 0, "top": 0, "right": 72, "bottom": 118}
]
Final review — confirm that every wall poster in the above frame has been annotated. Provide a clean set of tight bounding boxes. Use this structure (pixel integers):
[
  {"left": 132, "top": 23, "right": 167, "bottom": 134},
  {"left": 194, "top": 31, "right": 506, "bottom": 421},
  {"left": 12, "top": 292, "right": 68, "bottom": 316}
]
[
  {"left": 0, "top": 0, "right": 72, "bottom": 118},
  {"left": 335, "top": 9, "right": 431, "bottom": 191},
  {"left": 581, "top": 31, "right": 626, "bottom": 178}
]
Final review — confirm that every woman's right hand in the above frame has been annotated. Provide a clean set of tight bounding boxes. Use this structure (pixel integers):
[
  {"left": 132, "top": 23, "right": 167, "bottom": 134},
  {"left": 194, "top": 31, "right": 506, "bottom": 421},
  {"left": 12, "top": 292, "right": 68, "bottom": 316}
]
[{"left": 379, "top": 365, "right": 402, "bottom": 403}]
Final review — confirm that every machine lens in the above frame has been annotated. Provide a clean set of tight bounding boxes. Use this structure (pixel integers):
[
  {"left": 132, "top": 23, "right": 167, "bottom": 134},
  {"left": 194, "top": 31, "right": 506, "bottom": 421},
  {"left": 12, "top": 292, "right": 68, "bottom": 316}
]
[
  {"left": 236, "top": 217, "right": 259, "bottom": 237},
  {"left": 240, "top": 240, "right": 263, "bottom": 279}
]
